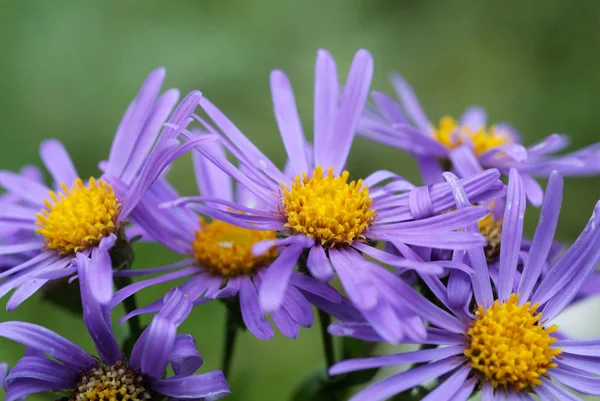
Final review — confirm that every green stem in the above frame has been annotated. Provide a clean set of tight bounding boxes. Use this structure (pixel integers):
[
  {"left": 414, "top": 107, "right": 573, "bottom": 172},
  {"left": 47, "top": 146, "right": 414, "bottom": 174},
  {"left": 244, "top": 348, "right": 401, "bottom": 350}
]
[
  {"left": 115, "top": 276, "right": 143, "bottom": 341},
  {"left": 318, "top": 309, "right": 336, "bottom": 373},
  {"left": 222, "top": 306, "right": 239, "bottom": 379}
]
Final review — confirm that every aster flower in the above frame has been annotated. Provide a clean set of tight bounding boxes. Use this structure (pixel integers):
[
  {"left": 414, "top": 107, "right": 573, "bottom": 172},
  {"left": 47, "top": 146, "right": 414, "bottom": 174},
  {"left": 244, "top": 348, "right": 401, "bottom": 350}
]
[
  {"left": 0, "top": 68, "right": 214, "bottom": 308},
  {"left": 109, "top": 140, "right": 348, "bottom": 340},
  {"left": 174, "top": 49, "right": 505, "bottom": 343},
  {"left": 360, "top": 74, "right": 600, "bottom": 205},
  {"left": 329, "top": 169, "right": 600, "bottom": 400},
  {"left": 0, "top": 254, "right": 230, "bottom": 401}
]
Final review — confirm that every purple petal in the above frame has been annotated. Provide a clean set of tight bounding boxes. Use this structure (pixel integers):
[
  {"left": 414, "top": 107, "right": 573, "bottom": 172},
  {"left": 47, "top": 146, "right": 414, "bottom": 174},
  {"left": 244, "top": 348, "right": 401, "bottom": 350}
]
[
  {"left": 391, "top": 73, "right": 431, "bottom": 134},
  {"left": 258, "top": 244, "right": 303, "bottom": 312},
  {"left": 87, "top": 236, "right": 116, "bottom": 305},
  {"left": 106, "top": 67, "right": 166, "bottom": 178},
  {"left": 330, "top": 345, "right": 463, "bottom": 375},
  {"left": 198, "top": 97, "right": 286, "bottom": 183},
  {"left": 448, "top": 146, "right": 483, "bottom": 178},
  {"left": 270, "top": 69, "right": 309, "bottom": 175},
  {"left": 192, "top": 141, "right": 233, "bottom": 202},
  {"left": 349, "top": 357, "right": 463, "bottom": 401},
  {"left": 271, "top": 307, "right": 300, "bottom": 338},
  {"left": 151, "top": 371, "right": 230, "bottom": 400},
  {"left": 420, "top": 364, "right": 471, "bottom": 401},
  {"left": 75, "top": 253, "right": 121, "bottom": 365},
  {"left": 6, "top": 278, "right": 48, "bottom": 311},
  {"left": 0, "top": 322, "right": 95, "bottom": 370},
  {"left": 538, "top": 377, "right": 583, "bottom": 401},
  {"left": 328, "top": 247, "right": 378, "bottom": 311},
  {"left": 4, "top": 377, "right": 72, "bottom": 401},
  {"left": 239, "top": 276, "right": 273, "bottom": 340},
  {"left": 169, "top": 334, "right": 203, "bottom": 376},
  {"left": 0, "top": 171, "right": 49, "bottom": 206},
  {"left": 313, "top": 49, "right": 339, "bottom": 168},
  {"left": 109, "top": 266, "right": 198, "bottom": 310},
  {"left": 136, "top": 289, "right": 192, "bottom": 378},
  {"left": 498, "top": 169, "right": 526, "bottom": 302},
  {"left": 551, "top": 367, "right": 600, "bottom": 396},
  {"left": 460, "top": 106, "right": 487, "bottom": 131},
  {"left": 39, "top": 139, "right": 78, "bottom": 186},
  {"left": 4, "top": 356, "right": 77, "bottom": 385},
  {"left": 521, "top": 173, "right": 544, "bottom": 206},
  {"left": 0, "top": 242, "right": 43, "bottom": 256},
  {"left": 556, "top": 338, "right": 600, "bottom": 356},
  {"left": 371, "top": 91, "right": 407, "bottom": 125},
  {"left": 306, "top": 244, "right": 334, "bottom": 281},
  {"left": 289, "top": 272, "right": 341, "bottom": 303},
  {"left": 281, "top": 285, "right": 314, "bottom": 327},
  {"left": 517, "top": 171, "right": 563, "bottom": 301},
  {"left": 330, "top": 49, "right": 374, "bottom": 173}
]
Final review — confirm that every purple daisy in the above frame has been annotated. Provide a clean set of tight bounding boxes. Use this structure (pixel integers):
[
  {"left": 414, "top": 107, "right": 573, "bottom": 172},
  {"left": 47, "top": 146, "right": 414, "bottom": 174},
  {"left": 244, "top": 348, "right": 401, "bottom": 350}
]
[
  {"left": 172, "top": 49, "right": 505, "bottom": 343},
  {"left": 329, "top": 169, "right": 600, "bottom": 400},
  {"left": 360, "top": 74, "right": 600, "bottom": 205},
  {"left": 109, "top": 139, "right": 349, "bottom": 340},
  {"left": 0, "top": 68, "right": 214, "bottom": 308},
  {"left": 0, "top": 254, "right": 230, "bottom": 401}
]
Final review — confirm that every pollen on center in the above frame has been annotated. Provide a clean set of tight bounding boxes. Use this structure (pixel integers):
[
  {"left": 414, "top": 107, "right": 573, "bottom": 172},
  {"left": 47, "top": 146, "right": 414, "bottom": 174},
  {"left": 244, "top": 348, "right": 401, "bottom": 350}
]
[
  {"left": 192, "top": 218, "right": 277, "bottom": 277},
  {"left": 281, "top": 165, "right": 376, "bottom": 247},
  {"left": 478, "top": 212, "right": 503, "bottom": 262},
  {"left": 464, "top": 294, "right": 562, "bottom": 391},
  {"left": 36, "top": 177, "right": 121, "bottom": 255},
  {"left": 434, "top": 116, "right": 512, "bottom": 156}
]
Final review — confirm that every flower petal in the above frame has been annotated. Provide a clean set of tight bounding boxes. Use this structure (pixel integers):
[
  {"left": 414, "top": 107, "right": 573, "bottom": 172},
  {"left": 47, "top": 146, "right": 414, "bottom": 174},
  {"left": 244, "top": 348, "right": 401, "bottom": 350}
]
[{"left": 151, "top": 371, "right": 230, "bottom": 400}]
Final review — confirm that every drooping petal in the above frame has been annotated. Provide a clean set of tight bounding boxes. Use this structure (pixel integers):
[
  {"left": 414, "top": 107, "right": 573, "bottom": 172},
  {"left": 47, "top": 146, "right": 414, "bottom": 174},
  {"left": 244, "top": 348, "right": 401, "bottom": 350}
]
[
  {"left": 258, "top": 244, "right": 304, "bottom": 312},
  {"left": 390, "top": 73, "right": 432, "bottom": 134},
  {"left": 169, "top": 334, "right": 203, "bottom": 376},
  {"left": 306, "top": 244, "right": 334, "bottom": 281},
  {"left": 75, "top": 253, "right": 121, "bottom": 365},
  {"left": 239, "top": 276, "right": 274, "bottom": 340},
  {"left": 151, "top": 371, "right": 230, "bottom": 400},
  {"left": 419, "top": 364, "right": 472, "bottom": 401}
]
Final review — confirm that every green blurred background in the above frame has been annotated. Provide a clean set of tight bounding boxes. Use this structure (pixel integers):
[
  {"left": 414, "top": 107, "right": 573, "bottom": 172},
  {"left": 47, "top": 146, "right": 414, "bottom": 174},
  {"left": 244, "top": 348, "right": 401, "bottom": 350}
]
[{"left": 1, "top": 1, "right": 600, "bottom": 400}]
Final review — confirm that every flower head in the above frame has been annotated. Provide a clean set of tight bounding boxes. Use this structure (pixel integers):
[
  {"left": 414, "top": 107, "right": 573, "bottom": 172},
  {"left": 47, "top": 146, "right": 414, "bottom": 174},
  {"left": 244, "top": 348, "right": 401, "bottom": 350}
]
[
  {"left": 177, "top": 49, "right": 506, "bottom": 344},
  {"left": 109, "top": 140, "right": 347, "bottom": 341},
  {"left": 360, "top": 73, "right": 600, "bottom": 205},
  {"left": 0, "top": 68, "right": 210, "bottom": 308},
  {"left": 0, "top": 255, "right": 230, "bottom": 401},
  {"left": 329, "top": 170, "right": 600, "bottom": 400}
]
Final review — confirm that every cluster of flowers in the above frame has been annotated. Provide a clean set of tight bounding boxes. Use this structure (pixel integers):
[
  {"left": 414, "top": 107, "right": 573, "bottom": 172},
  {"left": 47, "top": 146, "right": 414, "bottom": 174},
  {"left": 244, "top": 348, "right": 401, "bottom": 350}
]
[{"left": 1, "top": 48, "right": 600, "bottom": 401}]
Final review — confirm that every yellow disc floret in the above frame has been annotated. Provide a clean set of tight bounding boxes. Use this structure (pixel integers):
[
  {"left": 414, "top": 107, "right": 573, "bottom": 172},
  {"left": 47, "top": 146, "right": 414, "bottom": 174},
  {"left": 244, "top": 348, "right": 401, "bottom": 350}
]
[
  {"left": 36, "top": 177, "right": 121, "bottom": 255},
  {"left": 71, "top": 361, "right": 151, "bottom": 401},
  {"left": 192, "top": 218, "right": 277, "bottom": 277},
  {"left": 478, "top": 213, "right": 503, "bottom": 262},
  {"left": 464, "top": 294, "right": 562, "bottom": 391},
  {"left": 281, "top": 165, "right": 376, "bottom": 247},
  {"left": 434, "top": 116, "right": 512, "bottom": 156}
]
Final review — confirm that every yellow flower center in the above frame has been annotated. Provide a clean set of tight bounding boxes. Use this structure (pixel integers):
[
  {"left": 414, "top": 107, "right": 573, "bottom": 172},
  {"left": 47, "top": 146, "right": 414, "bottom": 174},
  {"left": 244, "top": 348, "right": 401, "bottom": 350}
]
[
  {"left": 464, "top": 294, "right": 562, "bottom": 391},
  {"left": 192, "top": 218, "right": 277, "bottom": 277},
  {"left": 71, "top": 361, "right": 151, "bottom": 401},
  {"left": 281, "top": 165, "right": 376, "bottom": 247},
  {"left": 434, "top": 116, "right": 512, "bottom": 156},
  {"left": 36, "top": 178, "right": 121, "bottom": 255},
  {"left": 478, "top": 213, "right": 503, "bottom": 262}
]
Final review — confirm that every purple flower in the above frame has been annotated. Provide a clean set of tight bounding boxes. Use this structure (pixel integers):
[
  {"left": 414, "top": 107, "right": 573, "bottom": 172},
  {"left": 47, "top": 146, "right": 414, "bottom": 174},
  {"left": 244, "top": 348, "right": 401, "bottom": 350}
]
[
  {"left": 0, "top": 68, "right": 213, "bottom": 308},
  {"left": 329, "top": 169, "right": 600, "bottom": 400},
  {"left": 109, "top": 140, "right": 349, "bottom": 340},
  {"left": 0, "top": 255, "right": 229, "bottom": 401},
  {"left": 174, "top": 49, "right": 505, "bottom": 343},
  {"left": 360, "top": 74, "right": 600, "bottom": 205}
]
